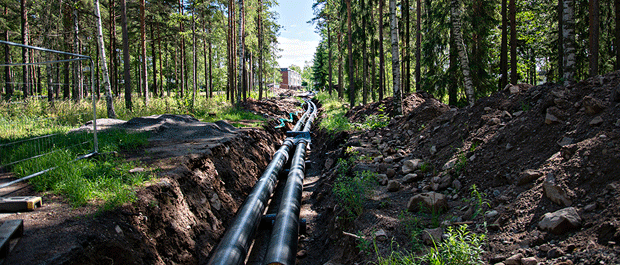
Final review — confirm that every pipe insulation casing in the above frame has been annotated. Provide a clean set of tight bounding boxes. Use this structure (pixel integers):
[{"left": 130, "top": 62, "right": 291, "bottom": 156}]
[{"left": 264, "top": 141, "right": 307, "bottom": 265}]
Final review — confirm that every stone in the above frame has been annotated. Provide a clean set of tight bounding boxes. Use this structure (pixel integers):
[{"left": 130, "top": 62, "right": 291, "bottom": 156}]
[
  {"left": 375, "top": 229, "right": 388, "bottom": 241},
  {"left": 485, "top": 210, "right": 499, "bottom": 219},
  {"left": 509, "top": 84, "right": 520, "bottom": 94},
  {"left": 557, "top": 137, "right": 574, "bottom": 147},
  {"left": 504, "top": 253, "right": 523, "bottom": 265},
  {"left": 584, "top": 203, "right": 597, "bottom": 212},
  {"left": 513, "top": 111, "right": 524, "bottom": 117},
  {"left": 547, "top": 247, "right": 564, "bottom": 258},
  {"left": 386, "top": 168, "right": 396, "bottom": 178},
  {"left": 407, "top": 192, "right": 448, "bottom": 213},
  {"left": 376, "top": 174, "right": 388, "bottom": 186},
  {"left": 387, "top": 180, "right": 402, "bottom": 192},
  {"left": 484, "top": 107, "right": 492, "bottom": 111},
  {"left": 402, "top": 173, "right": 420, "bottom": 184},
  {"left": 297, "top": 250, "right": 307, "bottom": 258},
  {"left": 129, "top": 167, "right": 145, "bottom": 173},
  {"left": 402, "top": 159, "right": 422, "bottom": 174},
  {"left": 543, "top": 175, "right": 572, "bottom": 206},
  {"left": 421, "top": 228, "right": 443, "bottom": 245},
  {"left": 506, "top": 143, "right": 513, "bottom": 150},
  {"left": 521, "top": 257, "right": 537, "bottom": 265},
  {"left": 538, "top": 207, "right": 582, "bottom": 234},
  {"left": 430, "top": 145, "right": 437, "bottom": 155},
  {"left": 442, "top": 158, "right": 458, "bottom": 170},
  {"left": 518, "top": 169, "right": 543, "bottom": 186},
  {"left": 589, "top": 116, "right": 604, "bottom": 126},
  {"left": 583, "top": 95, "right": 604, "bottom": 114},
  {"left": 452, "top": 179, "right": 462, "bottom": 190},
  {"left": 545, "top": 112, "right": 560, "bottom": 124},
  {"left": 115, "top": 225, "right": 123, "bottom": 234},
  {"left": 490, "top": 117, "right": 502, "bottom": 125}
]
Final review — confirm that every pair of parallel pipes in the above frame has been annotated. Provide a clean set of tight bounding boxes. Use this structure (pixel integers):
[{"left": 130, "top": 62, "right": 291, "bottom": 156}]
[{"left": 208, "top": 99, "right": 317, "bottom": 265}]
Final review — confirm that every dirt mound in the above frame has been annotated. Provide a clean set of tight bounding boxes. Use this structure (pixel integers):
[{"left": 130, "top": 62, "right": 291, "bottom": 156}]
[
  {"left": 347, "top": 91, "right": 443, "bottom": 123},
  {"left": 303, "top": 71, "right": 620, "bottom": 264}
]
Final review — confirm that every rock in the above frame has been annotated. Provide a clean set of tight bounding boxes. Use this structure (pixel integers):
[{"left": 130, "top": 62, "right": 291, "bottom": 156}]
[
  {"left": 545, "top": 112, "right": 560, "bottom": 124},
  {"left": 518, "top": 169, "right": 543, "bottom": 186},
  {"left": 115, "top": 225, "right": 123, "bottom": 234},
  {"left": 442, "top": 158, "right": 458, "bottom": 170},
  {"left": 484, "top": 107, "right": 492, "bottom": 111},
  {"left": 557, "top": 137, "right": 574, "bottom": 147},
  {"left": 506, "top": 143, "right": 513, "bottom": 150},
  {"left": 485, "top": 210, "right": 499, "bottom": 219},
  {"left": 297, "top": 249, "right": 307, "bottom": 258},
  {"left": 452, "top": 179, "right": 462, "bottom": 190},
  {"left": 589, "top": 116, "right": 604, "bottom": 126},
  {"left": 584, "top": 203, "right": 597, "bottom": 212},
  {"left": 129, "top": 167, "right": 145, "bottom": 173},
  {"left": 504, "top": 253, "right": 523, "bottom": 265},
  {"left": 421, "top": 228, "right": 443, "bottom": 245},
  {"left": 538, "top": 207, "right": 582, "bottom": 234},
  {"left": 547, "top": 247, "right": 564, "bottom": 258},
  {"left": 430, "top": 145, "right": 437, "bottom": 155},
  {"left": 437, "top": 175, "right": 452, "bottom": 190},
  {"left": 490, "top": 117, "right": 501, "bottom": 125},
  {"left": 402, "top": 173, "right": 420, "bottom": 184},
  {"left": 402, "top": 159, "right": 422, "bottom": 174},
  {"left": 521, "top": 257, "right": 537, "bottom": 265},
  {"left": 325, "top": 158, "right": 335, "bottom": 169},
  {"left": 613, "top": 85, "right": 620, "bottom": 102},
  {"left": 543, "top": 175, "right": 572, "bottom": 206},
  {"left": 513, "top": 111, "right": 524, "bottom": 117},
  {"left": 387, "top": 180, "right": 402, "bottom": 192},
  {"left": 583, "top": 95, "right": 604, "bottom": 114},
  {"left": 376, "top": 174, "right": 388, "bottom": 186},
  {"left": 386, "top": 168, "right": 396, "bottom": 178},
  {"left": 407, "top": 192, "right": 448, "bottom": 213},
  {"left": 210, "top": 192, "right": 222, "bottom": 211},
  {"left": 509, "top": 84, "right": 520, "bottom": 94},
  {"left": 375, "top": 229, "right": 388, "bottom": 241}
]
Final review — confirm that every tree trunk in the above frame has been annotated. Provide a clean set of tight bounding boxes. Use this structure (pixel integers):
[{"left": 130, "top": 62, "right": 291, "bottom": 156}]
[
  {"left": 451, "top": 0, "right": 475, "bottom": 106},
  {"left": 509, "top": 0, "right": 517, "bottom": 85},
  {"left": 449, "top": 20, "right": 458, "bottom": 105},
  {"left": 500, "top": 0, "right": 508, "bottom": 88},
  {"left": 327, "top": 22, "right": 333, "bottom": 95},
  {"left": 589, "top": 0, "right": 599, "bottom": 77},
  {"left": 21, "top": 0, "right": 30, "bottom": 97},
  {"left": 151, "top": 22, "right": 158, "bottom": 98},
  {"left": 389, "top": 0, "right": 402, "bottom": 115},
  {"left": 140, "top": 0, "right": 148, "bottom": 104},
  {"left": 4, "top": 6, "right": 13, "bottom": 99},
  {"left": 179, "top": 0, "right": 185, "bottom": 98},
  {"left": 73, "top": 3, "right": 83, "bottom": 100},
  {"left": 109, "top": 0, "right": 117, "bottom": 96},
  {"left": 379, "top": 0, "right": 385, "bottom": 100},
  {"left": 258, "top": 0, "right": 263, "bottom": 99},
  {"left": 208, "top": 22, "right": 213, "bottom": 98},
  {"left": 362, "top": 0, "right": 368, "bottom": 105},
  {"left": 616, "top": 0, "right": 620, "bottom": 70},
  {"left": 121, "top": 0, "right": 132, "bottom": 111},
  {"left": 192, "top": 6, "right": 197, "bottom": 106},
  {"left": 415, "top": 0, "right": 421, "bottom": 92},
  {"left": 562, "top": 0, "right": 575, "bottom": 85},
  {"left": 338, "top": 32, "right": 343, "bottom": 98},
  {"left": 158, "top": 22, "right": 163, "bottom": 96},
  {"left": 95, "top": 0, "right": 117, "bottom": 118},
  {"left": 347, "top": 0, "right": 356, "bottom": 107},
  {"left": 404, "top": 0, "right": 410, "bottom": 94},
  {"left": 237, "top": 0, "right": 245, "bottom": 106}
]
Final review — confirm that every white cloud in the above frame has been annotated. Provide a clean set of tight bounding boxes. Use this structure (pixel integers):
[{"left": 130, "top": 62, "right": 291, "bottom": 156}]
[{"left": 276, "top": 37, "right": 319, "bottom": 68}]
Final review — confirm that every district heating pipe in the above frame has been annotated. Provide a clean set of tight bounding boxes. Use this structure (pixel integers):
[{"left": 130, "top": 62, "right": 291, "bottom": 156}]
[
  {"left": 206, "top": 101, "right": 313, "bottom": 265},
  {"left": 264, "top": 100, "right": 317, "bottom": 265}
]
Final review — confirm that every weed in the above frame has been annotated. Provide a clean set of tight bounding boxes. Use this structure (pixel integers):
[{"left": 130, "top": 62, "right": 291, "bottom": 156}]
[
  {"left": 520, "top": 100, "right": 532, "bottom": 112},
  {"left": 454, "top": 153, "right": 467, "bottom": 174},
  {"left": 332, "top": 157, "right": 373, "bottom": 219},
  {"left": 315, "top": 91, "right": 353, "bottom": 132},
  {"left": 420, "top": 162, "right": 432, "bottom": 173},
  {"left": 356, "top": 231, "right": 373, "bottom": 254},
  {"left": 425, "top": 225, "right": 486, "bottom": 265},
  {"left": 374, "top": 240, "right": 420, "bottom": 265},
  {"left": 466, "top": 185, "right": 490, "bottom": 219}
]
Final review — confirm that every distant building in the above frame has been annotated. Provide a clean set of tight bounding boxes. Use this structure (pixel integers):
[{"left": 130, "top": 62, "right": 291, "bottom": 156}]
[{"left": 279, "top": 68, "right": 301, "bottom": 89}]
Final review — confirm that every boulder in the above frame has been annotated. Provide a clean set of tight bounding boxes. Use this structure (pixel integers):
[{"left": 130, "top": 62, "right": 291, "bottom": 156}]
[
  {"left": 402, "top": 173, "right": 420, "bottom": 184},
  {"left": 545, "top": 112, "right": 560, "bottom": 124},
  {"left": 521, "top": 257, "right": 537, "bottom": 265},
  {"left": 589, "top": 116, "right": 604, "bottom": 126},
  {"left": 386, "top": 168, "right": 396, "bottom": 178},
  {"left": 387, "top": 180, "right": 402, "bottom": 192},
  {"left": 402, "top": 159, "right": 422, "bottom": 174},
  {"left": 421, "top": 228, "right": 443, "bottom": 245},
  {"left": 407, "top": 192, "right": 448, "bottom": 213},
  {"left": 375, "top": 229, "right": 388, "bottom": 241},
  {"left": 543, "top": 175, "right": 572, "bottom": 206},
  {"left": 376, "top": 174, "right": 388, "bottom": 186},
  {"left": 583, "top": 95, "right": 604, "bottom": 114},
  {"left": 538, "top": 207, "right": 582, "bottom": 234}
]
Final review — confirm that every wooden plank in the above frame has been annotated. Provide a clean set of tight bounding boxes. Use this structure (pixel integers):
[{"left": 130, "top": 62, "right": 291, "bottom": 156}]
[
  {"left": 0, "top": 219, "right": 23, "bottom": 258},
  {"left": 0, "top": 196, "right": 42, "bottom": 212}
]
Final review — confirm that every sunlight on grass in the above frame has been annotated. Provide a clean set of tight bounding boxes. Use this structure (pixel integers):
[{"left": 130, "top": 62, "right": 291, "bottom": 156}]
[{"left": 315, "top": 91, "right": 352, "bottom": 132}]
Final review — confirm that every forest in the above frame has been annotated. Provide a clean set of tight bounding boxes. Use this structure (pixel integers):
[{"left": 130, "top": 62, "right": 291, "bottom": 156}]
[
  {"left": 310, "top": 0, "right": 618, "bottom": 110},
  {"left": 1, "top": 0, "right": 281, "bottom": 117}
]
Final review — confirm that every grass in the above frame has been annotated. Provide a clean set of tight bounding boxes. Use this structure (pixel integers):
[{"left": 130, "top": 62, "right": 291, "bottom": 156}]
[
  {"left": 11, "top": 129, "right": 151, "bottom": 208},
  {"left": 332, "top": 153, "right": 375, "bottom": 219},
  {"left": 315, "top": 91, "right": 353, "bottom": 132}
]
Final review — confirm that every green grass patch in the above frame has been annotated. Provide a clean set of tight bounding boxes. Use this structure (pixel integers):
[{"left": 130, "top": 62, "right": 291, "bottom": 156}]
[
  {"left": 315, "top": 91, "right": 353, "bottom": 132},
  {"left": 426, "top": 225, "right": 486, "bottom": 265}
]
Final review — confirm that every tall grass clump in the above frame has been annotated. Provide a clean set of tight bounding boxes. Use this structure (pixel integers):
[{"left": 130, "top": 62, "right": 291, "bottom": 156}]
[{"left": 315, "top": 91, "right": 352, "bottom": 132}]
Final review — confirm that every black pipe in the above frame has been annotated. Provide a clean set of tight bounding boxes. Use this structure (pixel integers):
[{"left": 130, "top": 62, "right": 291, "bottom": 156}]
[
  {"left": 264, "top": 100, "right": 317, "bottom": 265},
  {"left": 207, "top": 101, "right": 313, "bottom": 265}
]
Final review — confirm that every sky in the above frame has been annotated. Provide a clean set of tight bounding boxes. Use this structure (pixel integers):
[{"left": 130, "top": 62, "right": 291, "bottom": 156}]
[{"left": 272, "top": 1, "right": 321, "bottom": 69}]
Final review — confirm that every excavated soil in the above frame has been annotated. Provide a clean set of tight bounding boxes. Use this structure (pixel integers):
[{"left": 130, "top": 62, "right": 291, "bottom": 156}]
[{"left": 298, "top": 71, "right": 620, "bottom": 264}]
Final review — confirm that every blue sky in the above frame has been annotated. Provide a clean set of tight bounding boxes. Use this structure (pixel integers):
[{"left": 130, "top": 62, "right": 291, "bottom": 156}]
[{"left": 272, "top": 1, "right": 321, "bottom": 68}]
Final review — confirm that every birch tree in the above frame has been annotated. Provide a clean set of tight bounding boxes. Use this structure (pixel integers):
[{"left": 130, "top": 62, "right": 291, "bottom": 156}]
[
  {"left": 451, "top": 0, "right": 475, "bottom": 106},
  {"left": 389, "top": 0, "right": 402, "bottom": 115},
  {"left": 94, "top": 0, "right": 117, "bottom": 118},
  {"left": 562, "top": 0, "right": 575, "bottom": 85}
]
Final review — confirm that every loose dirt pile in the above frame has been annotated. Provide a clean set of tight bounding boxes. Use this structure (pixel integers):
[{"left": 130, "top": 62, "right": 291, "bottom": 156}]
[{"left": 301, "top": 72, "right": 620, "bottom": 264}]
